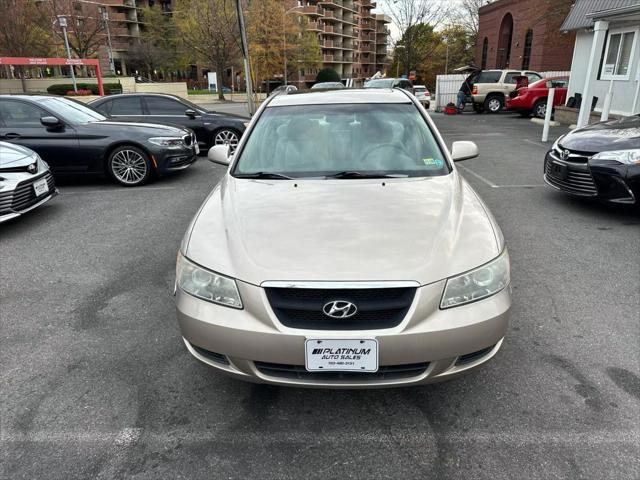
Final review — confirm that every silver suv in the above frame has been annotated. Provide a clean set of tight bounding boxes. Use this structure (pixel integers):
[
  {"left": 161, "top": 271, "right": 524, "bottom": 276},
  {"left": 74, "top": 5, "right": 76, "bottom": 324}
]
[{"left": 470, "top": 69, "right": 543, "bottom": 113}]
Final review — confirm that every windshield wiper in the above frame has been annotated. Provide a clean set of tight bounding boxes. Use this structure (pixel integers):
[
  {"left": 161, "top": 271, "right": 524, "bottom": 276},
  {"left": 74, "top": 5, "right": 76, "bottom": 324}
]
[
  {"left": 326, "top": 171, "right": 409, "bottom": 179},
  {"left": 234, "top": 172, "right": 293, "bottom": 180}
]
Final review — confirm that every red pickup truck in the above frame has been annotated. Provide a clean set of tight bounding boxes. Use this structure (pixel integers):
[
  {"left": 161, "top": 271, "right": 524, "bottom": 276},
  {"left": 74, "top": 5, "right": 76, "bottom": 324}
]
[{"left": 506, "top": 76, "right": 569, "bottom": 118}]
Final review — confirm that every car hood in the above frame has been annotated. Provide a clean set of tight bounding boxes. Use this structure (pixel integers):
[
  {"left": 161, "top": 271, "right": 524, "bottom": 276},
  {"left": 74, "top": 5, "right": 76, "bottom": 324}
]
[
  {"left": 559, "top": 115, "right": 640, "bottom": 153},
  {"left": 184, "top": 172, "right": 503, "bottom": 286},
  {"left": 90, "top": 120, "right": 189, "bottom": 135},
  {"left": 0, "top": 142, "right": 37, "bottom": 168}
]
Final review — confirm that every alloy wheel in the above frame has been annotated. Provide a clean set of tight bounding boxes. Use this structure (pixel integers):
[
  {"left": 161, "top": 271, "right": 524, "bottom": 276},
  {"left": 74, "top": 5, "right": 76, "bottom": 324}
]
[
  {"left": 488, "top": 98, "right": 501, "bottom": 112},
  {"left": 214, "top": 129, "right": 239, "bottom": 152},
  {"left": 111, "top": 149, "right": 148, "bottom": 185},
  {"left": 535, "top": 103, "right": 547, "bottom": 118}
]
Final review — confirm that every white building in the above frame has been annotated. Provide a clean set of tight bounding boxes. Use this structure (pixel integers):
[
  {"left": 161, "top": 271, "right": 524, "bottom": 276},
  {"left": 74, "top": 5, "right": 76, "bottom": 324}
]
[{"left": 561, "top": 0, "right": 640, "bottom": 126}]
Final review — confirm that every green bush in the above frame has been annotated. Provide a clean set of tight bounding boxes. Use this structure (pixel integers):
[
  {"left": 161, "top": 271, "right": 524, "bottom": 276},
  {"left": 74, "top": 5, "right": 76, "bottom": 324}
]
[
  {"left": 46, "top": 83, "right": 123, "bottom": 96},
  {"left": 315, "top": 68, "right": 340, "bottom": 83}
]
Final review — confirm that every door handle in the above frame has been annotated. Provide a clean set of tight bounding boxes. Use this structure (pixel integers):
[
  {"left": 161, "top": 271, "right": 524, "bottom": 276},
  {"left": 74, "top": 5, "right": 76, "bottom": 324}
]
[{"left": 4, "top": 133, "right": 21, "bottom": 139}]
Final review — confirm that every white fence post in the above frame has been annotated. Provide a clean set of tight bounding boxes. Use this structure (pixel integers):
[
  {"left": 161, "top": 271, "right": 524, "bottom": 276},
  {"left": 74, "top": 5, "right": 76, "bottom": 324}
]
[{"left": 542, "top": 87, "right": 555, "bottom": 142}]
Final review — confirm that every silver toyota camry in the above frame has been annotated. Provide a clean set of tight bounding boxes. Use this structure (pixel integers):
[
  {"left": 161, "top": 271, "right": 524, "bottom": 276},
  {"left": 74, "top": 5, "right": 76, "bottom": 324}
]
[
  {"left": 0, "top": 142, "right": 57, "bottom": 223},
  {"left": 175, "top": 89, "right": 511, "bottom": 388}
]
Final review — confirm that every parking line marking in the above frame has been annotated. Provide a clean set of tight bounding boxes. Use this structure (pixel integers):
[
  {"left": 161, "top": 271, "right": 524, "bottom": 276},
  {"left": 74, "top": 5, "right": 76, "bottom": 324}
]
[
  {"left": 456, "top": 164, "right": 498, "bottom": 187},
  {"left": 2, "top": 429, "right": 638, "bottom": 445},
  {"left": 60, "top": 186, "right": 177, "bottom": 195}
]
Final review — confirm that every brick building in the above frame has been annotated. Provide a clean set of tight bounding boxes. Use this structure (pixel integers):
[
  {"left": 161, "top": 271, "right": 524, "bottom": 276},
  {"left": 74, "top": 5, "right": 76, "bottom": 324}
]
[{"left": 475, "top": 0, "right": 576, "bottom": 72}]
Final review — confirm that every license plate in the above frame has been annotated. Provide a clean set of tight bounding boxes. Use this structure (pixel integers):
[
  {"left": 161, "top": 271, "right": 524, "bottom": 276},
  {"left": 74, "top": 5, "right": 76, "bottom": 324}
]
[
  {"left": 33, "top": 177, "right": 49, "bottom": 197},
  {"left": 305, "top": 339, "right": 378, "bottom": 372},
  {"left": 195, "top": 143, "right": 200, "bottom": 154}
]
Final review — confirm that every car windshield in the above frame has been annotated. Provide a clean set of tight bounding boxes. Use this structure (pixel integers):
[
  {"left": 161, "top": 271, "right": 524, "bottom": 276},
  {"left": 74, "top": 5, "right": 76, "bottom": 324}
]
[
  {"left": 364, "top": 79, "right": 394, "bottom": 89},
  {"left": 39, "top": 98, "right": 106, "bottom": 123},
  {"left": 232, "top": 103, "right": 449, "bottom": 178}
]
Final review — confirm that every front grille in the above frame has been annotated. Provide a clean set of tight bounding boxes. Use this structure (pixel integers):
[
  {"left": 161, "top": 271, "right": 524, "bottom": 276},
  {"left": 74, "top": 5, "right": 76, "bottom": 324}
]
[
  {"left": 545, "top": 157, "right": 597, "bottom": 196},
  {"left": 10, "top": 172, "right": 55, "bottom": 212},
  {"left": 552, "top": 146, "right": 594, "bottom": 164},
  {"left": 265, "top": 286, "right": 416, "bottom": 330},
  {"left": 0, "top": 189, "right": 13, "bottom": 215},
  {"left": 255, "top": 361, "right": 429, "bottom": 381}
]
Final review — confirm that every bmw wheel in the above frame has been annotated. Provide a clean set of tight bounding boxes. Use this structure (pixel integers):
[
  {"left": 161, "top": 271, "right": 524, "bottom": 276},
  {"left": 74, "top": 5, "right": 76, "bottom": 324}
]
[
  {"left": 107, "top": 145, "right": 152, "bottom": 187},
  {"left": 214, "top": 129, "right": 240, "bottom": 153},
  {"left": 484, "top": 94, "right": 504, "bottom": 114}
]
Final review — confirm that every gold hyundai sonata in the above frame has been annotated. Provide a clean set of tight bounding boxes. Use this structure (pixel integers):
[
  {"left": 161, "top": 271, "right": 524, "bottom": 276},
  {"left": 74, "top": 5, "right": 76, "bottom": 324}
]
[{"left": 175, "top": 89, "right": 510, "bottom": 388}]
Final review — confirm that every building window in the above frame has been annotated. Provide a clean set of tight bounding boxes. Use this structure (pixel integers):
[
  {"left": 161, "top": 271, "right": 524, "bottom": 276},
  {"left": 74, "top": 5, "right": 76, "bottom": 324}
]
[
  {"left": 602, "top": 27, "right": 638, "bottom": 80},
  {"left": 521, "top": 29, "right": 533, "bottom": 70},
  {"left": 481, "top": 37, "right": 488, "bottom": 69}
]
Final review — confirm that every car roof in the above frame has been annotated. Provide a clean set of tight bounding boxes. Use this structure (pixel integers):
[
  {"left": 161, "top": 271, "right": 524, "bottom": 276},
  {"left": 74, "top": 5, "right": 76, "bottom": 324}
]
[
  {"left": 0, "top": 94, "right": 58, "bottom": 101},
  {"left": 268, "top": 88, "right": 411, "bottom": 106},
  {"left": 92, "top": 92, "right": 181, "bottom": 102}
]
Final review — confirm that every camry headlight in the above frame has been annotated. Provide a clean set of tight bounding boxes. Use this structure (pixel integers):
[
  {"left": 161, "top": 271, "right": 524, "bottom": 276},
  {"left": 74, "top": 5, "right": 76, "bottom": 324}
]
[
  {"left": 440, "top": 249, "right": 510, "bottom": 309},
  {"left": 148, "top": 137, "right": 184, "bottom": 148},
  {"left": 591, "top": 149, "right": 640, "bottom": 165},
  {"left": 176, "top": 252, "right": 243, "bottom": 308}
]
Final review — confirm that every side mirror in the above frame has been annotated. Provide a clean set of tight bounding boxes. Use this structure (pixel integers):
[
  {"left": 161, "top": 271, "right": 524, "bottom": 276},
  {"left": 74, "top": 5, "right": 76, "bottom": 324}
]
[
  {"left": 451, "top": 141, "right": 479, "bottom": 162},
  {"left": 185, "top": 109, "right": 197, "bottom": 118},
  {"left": 208, "top": 144, "right": 231, "bottom": 166},
  {"left": 40, "top": 116, "right": 62, "bottom": 129}
]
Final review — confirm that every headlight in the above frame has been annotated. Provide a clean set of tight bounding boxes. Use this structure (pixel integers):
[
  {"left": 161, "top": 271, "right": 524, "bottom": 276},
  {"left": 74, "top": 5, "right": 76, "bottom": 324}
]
[
  {"left": 148, "top": 137, "right": 184, "bottom": 148},
  {"left": 176, "top": 252, "right": 243, "bottom": 308},
  {"left": 591, "top": 149, "right": 640, "bottom": 165},
  {"left": 440, "top": 249, "right": 510, "bottom": 309}
]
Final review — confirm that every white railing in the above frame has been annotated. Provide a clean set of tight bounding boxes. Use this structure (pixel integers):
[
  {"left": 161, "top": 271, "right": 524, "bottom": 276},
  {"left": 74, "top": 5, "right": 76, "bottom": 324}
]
[{"left": 433, "top": 71, "right": 571, "bottom": 111}]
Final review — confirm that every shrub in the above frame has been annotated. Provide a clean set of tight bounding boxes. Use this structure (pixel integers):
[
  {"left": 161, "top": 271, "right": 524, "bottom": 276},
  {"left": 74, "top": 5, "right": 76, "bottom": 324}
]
[
  {"left": 315, "top": 68, "right": 340, "bottom": 83},
  {"left": 46, "top": 83, "right": 123, "bottom": 96},
  {"left": 66, "top": 89, "right": 93, "bottom": 96}
]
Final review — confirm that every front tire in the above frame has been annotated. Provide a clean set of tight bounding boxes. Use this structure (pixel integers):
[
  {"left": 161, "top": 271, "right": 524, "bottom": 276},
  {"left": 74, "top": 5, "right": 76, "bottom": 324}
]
[
  {"left": 484, "top": 94, "right": 504, "bottom": 113},
  {"left": 107, "top": 145, "right": 152, "bottom": 187}
]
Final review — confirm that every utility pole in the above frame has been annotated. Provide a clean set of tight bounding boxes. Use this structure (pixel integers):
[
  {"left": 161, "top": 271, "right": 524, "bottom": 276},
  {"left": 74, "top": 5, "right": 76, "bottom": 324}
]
[
  {"left": 235, "top": 0, "right": 255, "bottom": 115},
  {"left": 100, "top": 7, "right": 116, "bottom": 75},
  {"left": 57, "top": 16, "right": 77, "bottom": 92}
]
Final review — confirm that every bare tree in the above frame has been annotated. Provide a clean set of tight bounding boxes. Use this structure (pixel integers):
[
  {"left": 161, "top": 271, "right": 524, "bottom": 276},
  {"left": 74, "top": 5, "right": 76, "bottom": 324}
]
[
  {"left": 380, "top": 0, "right": 449, "bottom": 77},
  {"left": 455, "top": 0, "right": 495, "bottom": 38},
  {"left": 49, "top": 0, "right": 106, "bottom": 61},
  {"left": 0, "top": 0, "right": 53, "bottom": 90}
]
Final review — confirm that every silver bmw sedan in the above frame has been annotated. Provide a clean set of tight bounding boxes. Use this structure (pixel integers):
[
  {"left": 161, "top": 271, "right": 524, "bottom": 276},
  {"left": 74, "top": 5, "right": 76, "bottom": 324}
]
[{"left": 175, "top": 89, "right": 511, "bottom": 388}]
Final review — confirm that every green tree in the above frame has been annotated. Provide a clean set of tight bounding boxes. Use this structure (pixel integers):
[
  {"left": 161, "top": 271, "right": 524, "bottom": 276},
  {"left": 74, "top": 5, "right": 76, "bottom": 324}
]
[
  {"left": 174, "top": 0, "right": 239, "bottom": 99},
  {"left": 316, "top": 68, "right": 340, "bottom": 83}
]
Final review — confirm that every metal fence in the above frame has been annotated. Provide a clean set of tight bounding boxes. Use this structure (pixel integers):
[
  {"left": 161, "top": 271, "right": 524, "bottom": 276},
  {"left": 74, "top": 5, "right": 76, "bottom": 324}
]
[{"left": 434, "top": 71, "right": 571, "bottom": 111}]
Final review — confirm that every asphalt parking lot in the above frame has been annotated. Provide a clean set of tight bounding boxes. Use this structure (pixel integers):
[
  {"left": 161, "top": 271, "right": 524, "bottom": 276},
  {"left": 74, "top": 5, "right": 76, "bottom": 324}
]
[{"left": 1, "top": 110, "right": 639, "bottom": 479}]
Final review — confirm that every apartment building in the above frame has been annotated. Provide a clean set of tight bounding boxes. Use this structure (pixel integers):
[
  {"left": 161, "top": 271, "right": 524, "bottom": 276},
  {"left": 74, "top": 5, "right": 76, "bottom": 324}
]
[{"left": 298, "top": 0, "right": 391, "bottom": 85}]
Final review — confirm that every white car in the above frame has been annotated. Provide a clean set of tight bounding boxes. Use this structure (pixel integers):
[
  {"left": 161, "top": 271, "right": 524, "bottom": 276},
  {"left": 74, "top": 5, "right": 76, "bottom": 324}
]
[
  {"left": 175, "top": 89, "right": 510, "bottom": 388},
  {"left": 414, "top": 85, "right": 431, "bottom": 109},
  {"left": 0, "top": 142, "right": 57, "bottom": 223}
]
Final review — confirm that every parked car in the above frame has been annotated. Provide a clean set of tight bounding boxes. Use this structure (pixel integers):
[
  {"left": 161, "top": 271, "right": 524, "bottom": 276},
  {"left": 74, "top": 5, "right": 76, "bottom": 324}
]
[
  {"left": 364, "top": 78, "right": 415, "bottom": 95},
  {"left": 0, "top": 141, "right": 57, "bottom": 223},
  {"left": 175, "top": 88, "right": 511, "bottom": 388},
  {"left": 90, "top": 93, "right": 248, "bottom": 153},
  {"left": 311, "top": 82, "right": 345, "bottom": 90},
  {"left": 506, "top": 77, "right": 569, "bottom": 118},
  {"left": 413, "top": 85, "right": 431, "bottom": 109},
  {"left": 544, "top": 114, "right": 640, "bottom": 205},
  {"left": 456, "top": 67, "right": 543, "bottom": 113},
  {"left": 0, "top": 95, "right": 198, "bottom": 187}
]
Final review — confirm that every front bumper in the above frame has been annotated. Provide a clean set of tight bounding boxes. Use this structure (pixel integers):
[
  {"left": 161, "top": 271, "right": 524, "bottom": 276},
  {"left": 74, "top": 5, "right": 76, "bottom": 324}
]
[
  {"left": 544, "top": 150, "right": 639, "bottom": 205},
  {"left": 0, "top": 171, "right": 58, "bottom": 223},
  {"left": 176, "top": 280, "right": 511, "bottom": 388}
]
